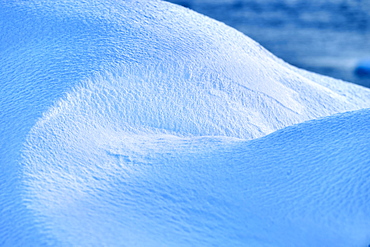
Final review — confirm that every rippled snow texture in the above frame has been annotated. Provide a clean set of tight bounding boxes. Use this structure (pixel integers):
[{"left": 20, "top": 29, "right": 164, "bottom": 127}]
[{"left": 1, "top": 0, "right": 370, "bottom": 246}]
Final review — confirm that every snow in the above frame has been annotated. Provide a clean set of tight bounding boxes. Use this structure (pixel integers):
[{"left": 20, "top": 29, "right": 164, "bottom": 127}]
[
  {"left": 23, "top": 108, "right": 370, "bottom": 247},
  {"left": 1, "top": 0, "right": 370, "bottom": 246},
  {"left": 167, "top": 0, "right": 370, "bottom": 88}
]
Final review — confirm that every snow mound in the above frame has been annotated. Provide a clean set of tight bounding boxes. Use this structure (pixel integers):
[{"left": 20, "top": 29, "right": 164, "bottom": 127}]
[
  {"left": 1, "top": 0, "right": 370, "bottom": 246},
  {"left": 23, "top": 107, "right": 370, "bottom": 246},
  {"left": 1, "top": 0, "right": 370, "bottom": 144}
]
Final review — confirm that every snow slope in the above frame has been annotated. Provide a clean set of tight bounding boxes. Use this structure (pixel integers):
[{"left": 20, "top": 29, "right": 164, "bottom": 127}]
[
  {"left": 1, "top": 0, "right": 370, "bottom": 246},
  {"left": 167, "top": 0, "right": 370, "bottom": 87},
  {"left": 23, "top": 108, "right": 370, "bottom": 247}
]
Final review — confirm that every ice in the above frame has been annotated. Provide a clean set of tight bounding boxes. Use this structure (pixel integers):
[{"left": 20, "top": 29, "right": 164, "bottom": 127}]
[{"left": 1, "top": 0, "right": 370, "bottom": 246}]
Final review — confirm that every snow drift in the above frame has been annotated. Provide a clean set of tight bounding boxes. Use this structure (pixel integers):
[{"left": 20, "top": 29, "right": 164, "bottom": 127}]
[
  {"left": 1, "top": 0, "right": 370, "bottom": 246},
  {"left": 23, "top": 108, "right": 370, "bottom": 247}
]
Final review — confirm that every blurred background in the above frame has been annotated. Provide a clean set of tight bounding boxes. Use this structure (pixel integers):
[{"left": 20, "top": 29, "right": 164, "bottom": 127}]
[{"left": 166, "top": 0, "right": 370, "bottom": 88}]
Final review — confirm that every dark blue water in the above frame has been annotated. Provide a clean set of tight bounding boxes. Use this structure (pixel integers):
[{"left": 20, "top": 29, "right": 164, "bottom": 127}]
[{"left": 167, "top": 0, "right": 370, "bottom": 88}]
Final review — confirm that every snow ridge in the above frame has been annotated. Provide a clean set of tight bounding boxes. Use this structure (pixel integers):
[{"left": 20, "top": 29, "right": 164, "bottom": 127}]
[{"left": 1, "top": 0, "right": 370, "bottom": 246}]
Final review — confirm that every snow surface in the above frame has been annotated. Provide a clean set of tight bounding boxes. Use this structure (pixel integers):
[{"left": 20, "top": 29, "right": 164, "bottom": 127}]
[
  {"left": 167, "top": 0, "right": 370, "bottom": 88},
  {"left": 23, "top": 108, "right": 370, "bottom": 247},
  {"left": 1, "top": 0, "right": 370, "bottom": 246}
]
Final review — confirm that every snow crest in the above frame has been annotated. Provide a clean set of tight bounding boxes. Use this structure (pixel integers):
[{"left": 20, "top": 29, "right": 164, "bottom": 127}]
[{"left": 1, "top": 0, "right": 370, "bottom": 246}]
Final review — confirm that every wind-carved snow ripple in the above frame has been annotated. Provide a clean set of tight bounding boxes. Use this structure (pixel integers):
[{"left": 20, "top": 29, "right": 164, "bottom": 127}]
[
  {"left": 21, "top": 62, "right": 370, "bottom": 246},
  {"left": 22, "top": 76, "right": 370, "bottom": 246},
  {"left": 7, "top": 0, "right": 370, "bottom": 245}
]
